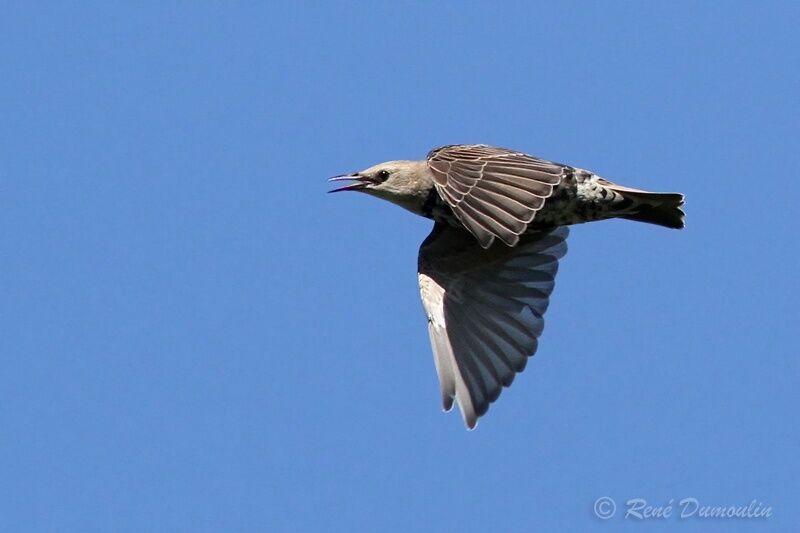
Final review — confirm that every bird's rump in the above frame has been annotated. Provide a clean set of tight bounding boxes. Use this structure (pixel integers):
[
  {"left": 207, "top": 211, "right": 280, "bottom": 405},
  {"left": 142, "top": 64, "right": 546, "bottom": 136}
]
[{"left": 418, "top": 224, "right": 569, "bottom": 429}]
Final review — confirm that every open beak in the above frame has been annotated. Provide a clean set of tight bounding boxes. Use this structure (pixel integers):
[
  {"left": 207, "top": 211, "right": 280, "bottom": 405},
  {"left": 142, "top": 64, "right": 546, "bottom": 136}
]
[{"left": 328, "top": 173, "right": 373, "bottom": 193}]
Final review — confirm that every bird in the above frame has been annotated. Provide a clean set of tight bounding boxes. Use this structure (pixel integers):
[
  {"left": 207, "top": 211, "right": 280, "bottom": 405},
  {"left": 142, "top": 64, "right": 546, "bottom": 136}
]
[{"left": 329, "top": 144, "right": 684, "bottom": 429}]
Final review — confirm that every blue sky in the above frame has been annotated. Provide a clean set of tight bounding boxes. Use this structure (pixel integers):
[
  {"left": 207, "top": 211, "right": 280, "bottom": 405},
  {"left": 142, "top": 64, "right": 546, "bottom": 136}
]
[{"left": 1, "top": 2, "right": 798, "bottom": 532}]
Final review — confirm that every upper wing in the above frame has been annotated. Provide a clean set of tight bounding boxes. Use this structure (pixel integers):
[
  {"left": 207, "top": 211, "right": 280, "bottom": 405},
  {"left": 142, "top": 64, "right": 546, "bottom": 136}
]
[
  {"left": 418, "top": 223, "right": 569, "bottom": 429},
  {"left": 427, "top": 144, "right": 568, "bottom": 248}
]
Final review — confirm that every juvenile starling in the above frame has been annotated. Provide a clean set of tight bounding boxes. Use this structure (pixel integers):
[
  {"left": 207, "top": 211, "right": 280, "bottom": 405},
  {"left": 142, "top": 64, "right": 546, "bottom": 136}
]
[{"left": 330, "top": 144, "right": 684, "bottom": 429}]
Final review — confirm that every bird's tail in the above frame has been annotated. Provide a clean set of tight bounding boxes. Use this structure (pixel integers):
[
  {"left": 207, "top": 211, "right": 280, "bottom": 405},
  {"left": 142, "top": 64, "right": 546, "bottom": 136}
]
[{"left": 606, "top": 183, "right": 685, "bottom": 229}]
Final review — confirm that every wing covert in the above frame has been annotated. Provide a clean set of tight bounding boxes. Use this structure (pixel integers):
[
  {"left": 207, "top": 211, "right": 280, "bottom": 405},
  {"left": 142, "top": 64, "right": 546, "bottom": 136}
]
[{"left": 427, "top": 144, "right": 568, "bottom": 248}]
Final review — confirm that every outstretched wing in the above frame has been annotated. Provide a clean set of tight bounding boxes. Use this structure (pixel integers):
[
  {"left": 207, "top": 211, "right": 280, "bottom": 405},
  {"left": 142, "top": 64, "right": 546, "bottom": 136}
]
[
  {"left": 427, "top": 144, "right": 568, "bottom": 248},
  {"left": 417, "top": 223, "right": 569, "bottom": 429}
]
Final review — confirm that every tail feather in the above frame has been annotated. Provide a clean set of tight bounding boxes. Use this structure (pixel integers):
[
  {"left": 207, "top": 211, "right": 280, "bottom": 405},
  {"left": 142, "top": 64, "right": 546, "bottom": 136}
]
[
  {"left": 620, "top": 192, "right": 685, "bottom": 229},
  {"left": 604, "top": 183, "right": 685, "bottom": 229}
]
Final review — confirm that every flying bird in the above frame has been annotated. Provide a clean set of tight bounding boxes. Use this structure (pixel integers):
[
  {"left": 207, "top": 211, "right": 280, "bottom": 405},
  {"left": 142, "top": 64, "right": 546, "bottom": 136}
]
[{"left": 330, "top": 144, "right": 684, "bottom": 429}]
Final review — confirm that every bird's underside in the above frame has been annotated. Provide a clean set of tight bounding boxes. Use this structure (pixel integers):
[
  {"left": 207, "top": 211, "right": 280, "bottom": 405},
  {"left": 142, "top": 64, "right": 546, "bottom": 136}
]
[{"left": 331, "top": 144, "right": 685, "bottom": 429}]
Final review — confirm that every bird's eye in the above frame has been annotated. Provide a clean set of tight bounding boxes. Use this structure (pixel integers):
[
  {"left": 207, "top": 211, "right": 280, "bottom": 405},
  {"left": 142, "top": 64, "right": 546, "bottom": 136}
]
[{"left": 376, "top": 169, "right": 390, "bottom": 182}]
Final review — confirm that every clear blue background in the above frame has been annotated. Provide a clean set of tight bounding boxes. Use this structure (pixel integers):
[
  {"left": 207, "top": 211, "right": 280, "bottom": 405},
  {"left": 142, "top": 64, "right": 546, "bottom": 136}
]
[{"left": 2, "top": 2, "right": 797, "bottom": 532}]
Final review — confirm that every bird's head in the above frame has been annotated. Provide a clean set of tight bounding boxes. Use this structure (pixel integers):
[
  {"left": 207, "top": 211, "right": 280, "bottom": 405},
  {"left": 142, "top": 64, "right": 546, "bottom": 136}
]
[{"left": 329, "top": 160, "right": 433, "bottom": 215}]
